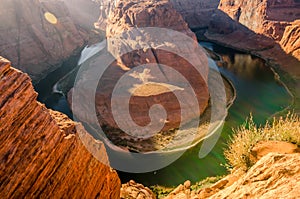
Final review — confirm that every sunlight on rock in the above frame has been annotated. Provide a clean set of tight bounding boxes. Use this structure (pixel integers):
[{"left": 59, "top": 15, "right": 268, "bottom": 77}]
[
  {"left": 44, "top": 12, "right": 57, "bottom": 24},
  {"left": 129, "top": 82, "right": 184, "bottom": 97}
]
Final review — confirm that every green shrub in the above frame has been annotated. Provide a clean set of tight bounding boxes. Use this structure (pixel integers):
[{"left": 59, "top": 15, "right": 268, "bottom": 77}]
[{"left": 224, "top": 113, "right": 300, "bottom": 170}]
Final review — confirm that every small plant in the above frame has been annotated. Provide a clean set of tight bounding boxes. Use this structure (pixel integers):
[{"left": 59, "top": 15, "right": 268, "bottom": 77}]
[
  {"left": 190, "top": 176, "right": 224, "bottom": 192},
  {"left": 150, "top": 185, "right": 174, "bottom": 199},
  {"left": 224, "top": 112, "right": 300, "bottom": 171}
]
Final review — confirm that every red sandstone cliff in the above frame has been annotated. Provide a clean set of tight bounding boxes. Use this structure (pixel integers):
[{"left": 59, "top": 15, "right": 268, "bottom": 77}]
[
  {"left": 0, "top": 57, "right": 120, "bottom": 198},
  {"left": 219, "top": 0, "right": 300, "bottom": 60},
  {"left": 0, "top": 0, "right": 87, "bottom": 83}
]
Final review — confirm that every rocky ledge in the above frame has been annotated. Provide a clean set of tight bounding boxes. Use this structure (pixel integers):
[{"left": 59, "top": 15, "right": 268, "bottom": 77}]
[{"left": 0, "top": 57, "right": 120, "bottom": 198}]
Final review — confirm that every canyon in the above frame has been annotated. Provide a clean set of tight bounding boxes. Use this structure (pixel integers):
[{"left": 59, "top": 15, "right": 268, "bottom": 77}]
[{"left": 0, "top": 0, "right": 300, "bottom": 198}]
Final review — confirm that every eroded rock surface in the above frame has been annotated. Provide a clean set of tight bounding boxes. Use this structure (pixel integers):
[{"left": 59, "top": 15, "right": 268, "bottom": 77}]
[
  {"left": 219, "top": 0, "right": 300, "bottom": 60},
  {"left": 121, "top": 180, "right": 156, "bottom": 199},
  {"left": 0, "top": 0, "right": 87, "bottom": 82},
  {"left": 0, "top": 57, "right": 120, "bottom": 198},
  {"left": 281, "top": 20, "right": 300, "bottom": 60},
  {"left": 164, "top": 152, "right": 300, "bottom": 199},
  {"left": 211, "top": 153, "right": 300, "bottom": 198}
]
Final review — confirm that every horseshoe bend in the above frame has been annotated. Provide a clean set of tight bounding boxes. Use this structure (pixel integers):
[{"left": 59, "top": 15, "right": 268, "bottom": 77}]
[{"left": 0, "top": 0, "right": 300, "bottom": 198}]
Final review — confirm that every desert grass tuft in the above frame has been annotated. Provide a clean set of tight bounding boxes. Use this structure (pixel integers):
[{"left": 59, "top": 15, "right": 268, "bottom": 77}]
[{"left": 224, "top": 112, "right": 300, "bottom": 170}]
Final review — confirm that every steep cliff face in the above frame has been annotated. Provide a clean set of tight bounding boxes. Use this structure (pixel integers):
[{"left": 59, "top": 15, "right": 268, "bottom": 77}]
[
  {"left": 0, "top": 0, "right": 87, "bottom": 83},
  {"left": 281, "top": 20, "right": 300, "bottom": 60},
  {"left": 0, "top": 57, "right": 120, "bottom": 198},
  {"left": 218, "top": 0, "right": 300, "bottom": 60}
]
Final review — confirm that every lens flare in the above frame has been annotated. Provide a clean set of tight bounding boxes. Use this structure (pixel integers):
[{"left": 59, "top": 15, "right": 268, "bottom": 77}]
[{"left": 44, "top": 12, "right": 57, "bottom": 24}]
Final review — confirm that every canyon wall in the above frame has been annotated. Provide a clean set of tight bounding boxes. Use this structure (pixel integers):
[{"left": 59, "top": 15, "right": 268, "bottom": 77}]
[
  {"left": 219, "top": 0, "right": 300, "bottom": 60},
  {"left": 170, "top": 0, "right": 220, "bottom": 28},
  {"left": 280, "top": 20, "right": 300, "bottom": 60},
  {"left": 0, "top": 57, "right": 120, "bottom": 198},
  {"left": 95, "top": 0, "right": 221, "bottom": 30},
  {"left": 0, "top": 0, "right": 87, "bottom": 83}
]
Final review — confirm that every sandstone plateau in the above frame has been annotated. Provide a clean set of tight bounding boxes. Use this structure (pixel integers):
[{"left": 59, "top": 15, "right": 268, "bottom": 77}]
[
  {"left": 0, "top": 0, "right": 87, "bottom": 83},
  {"left": 70, "top": 0, "right": 209, "bottom": 148},
  {"left": 0, "top": 57, "right": 120, "bottom": 198}
]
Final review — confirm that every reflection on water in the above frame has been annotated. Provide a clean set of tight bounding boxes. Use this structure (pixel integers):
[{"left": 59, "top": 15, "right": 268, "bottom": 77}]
[{"left": 34, "top": 41, "right": 292, "bottom": 187}]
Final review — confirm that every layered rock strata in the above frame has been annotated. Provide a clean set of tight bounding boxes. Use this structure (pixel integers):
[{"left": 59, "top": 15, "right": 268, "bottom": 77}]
[
  {"left": 219, "top": 0, "right": 300, "bottom": 60},
  {"left": 0, "top": 0, "right": 87, "bottom": 82},
  {"left": 280, "top": 20, "right": 300, "bottom": 60},
  {"left": 0, "top": 57, "right": 120, "bottom": 198}
]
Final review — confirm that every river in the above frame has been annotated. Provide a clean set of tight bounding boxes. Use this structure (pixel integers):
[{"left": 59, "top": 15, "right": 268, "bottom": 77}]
[{"left": 34, "top": 41, "right": 292, "bottom": 187}]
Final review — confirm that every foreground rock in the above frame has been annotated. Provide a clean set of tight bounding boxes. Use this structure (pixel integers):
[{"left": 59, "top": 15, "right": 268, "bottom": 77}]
[
  {"left": 164, "top": 152, "right": 300, "bottom": 198},
  {"left": 121, "top": 180, "right": 155, "bottom": 199},
  {"left": 0, "top": 57, "right": 120, "bottom": 198},
  {"left": 0, "top": 0, "right": 87, "bottom": 83},
  {"left": 211, "top": 153, "right": 300, "bottom": 198}
]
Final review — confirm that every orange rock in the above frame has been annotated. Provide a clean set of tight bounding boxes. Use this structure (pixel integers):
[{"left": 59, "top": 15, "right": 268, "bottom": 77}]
[
  {"left": 280, "top": 20, "right": 300, "bottom": 61},
  {"left": 121, "top": 180, "right": 156, "bottom": 199},
  {"left": 211, "top": 153, "right": 300, "bottom": 198},
  {"left": 250, "top": 140, "right": 300, "bottom": 162},
  {"left": 0, "top": 57, "right": 120, "bottom": 198}
]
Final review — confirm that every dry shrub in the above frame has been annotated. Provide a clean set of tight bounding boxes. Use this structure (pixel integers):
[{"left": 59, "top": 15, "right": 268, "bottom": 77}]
[{"left": 224, "top": 113, "right": 300, "bottom": 170}]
